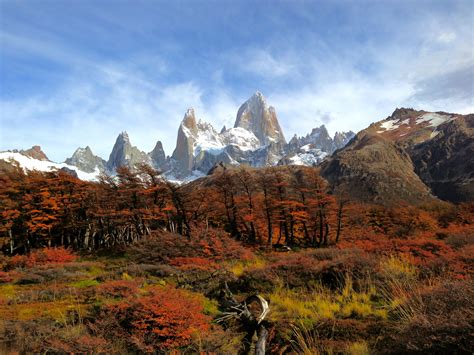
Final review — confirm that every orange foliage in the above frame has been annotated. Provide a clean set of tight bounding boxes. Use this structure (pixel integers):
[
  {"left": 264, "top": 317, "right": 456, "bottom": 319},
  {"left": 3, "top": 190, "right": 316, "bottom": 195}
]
[
  {"left": 103, "top": 286, "right": 211, "bottom": 351},
  {"left": 7, "top": 247, "right": 77, "bottom": 269}
]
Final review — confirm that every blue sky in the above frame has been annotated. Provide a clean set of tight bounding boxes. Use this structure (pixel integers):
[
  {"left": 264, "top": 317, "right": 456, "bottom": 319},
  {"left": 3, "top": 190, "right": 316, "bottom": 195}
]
[{"left": 1, "top": 0, "right": 473, "bottom": 161}]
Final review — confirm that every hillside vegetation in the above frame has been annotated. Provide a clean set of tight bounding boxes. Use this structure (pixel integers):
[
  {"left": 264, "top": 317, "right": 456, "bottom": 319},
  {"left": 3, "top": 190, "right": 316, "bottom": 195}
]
[{"left": 0, "top": 165, "right": 473, "bottom": 353}]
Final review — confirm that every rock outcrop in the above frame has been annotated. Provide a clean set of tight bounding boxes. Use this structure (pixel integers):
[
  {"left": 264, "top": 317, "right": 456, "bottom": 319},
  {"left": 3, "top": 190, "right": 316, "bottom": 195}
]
[
  {"left": 410, "top": 114, "right": 474, "bottom": 202},
  {"left": 149, "top": 141, "right": 167, "bottom": 170},
  {"left": 20, "top": 145, "right": 49, "bottom": 161},
  {"left": 65, "top": 146, "right": 106, "bottom": 173},
  {"left": 106, "top": 131, "right": 151, "bottom": 172},
  {"left": 235, "top": 91, "right": 286, "bottom": 146}
]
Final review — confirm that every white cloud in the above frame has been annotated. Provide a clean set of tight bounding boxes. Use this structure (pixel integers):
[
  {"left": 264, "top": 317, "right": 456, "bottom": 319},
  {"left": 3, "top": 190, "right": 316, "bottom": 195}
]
[
  {"left": 230, "top": 48, "right": 297, "bottom": 79},
  {"left": 437, "top": 31, "right": 456, "bottom": 43}
]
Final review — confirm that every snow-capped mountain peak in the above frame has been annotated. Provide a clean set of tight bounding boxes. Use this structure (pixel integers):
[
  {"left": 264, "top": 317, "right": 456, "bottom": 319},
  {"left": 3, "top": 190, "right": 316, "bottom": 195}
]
[
  {"left": 3, "top": 91, "right": 360, "bottom": 182},
  {"left": 65, "top": 146, "right": 106, "bottom": 173},
  {"left": 234, "top": 92, "right": 286, "bottom": 146}
]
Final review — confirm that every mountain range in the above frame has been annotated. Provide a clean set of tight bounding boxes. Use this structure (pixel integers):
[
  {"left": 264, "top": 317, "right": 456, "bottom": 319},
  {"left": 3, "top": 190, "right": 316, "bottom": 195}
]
[
  {"left": 1, "top": 92, "right": 472, "bottom": 204},
  {"left": 0, "top": 92, "right": 354, "bottom": 181}
]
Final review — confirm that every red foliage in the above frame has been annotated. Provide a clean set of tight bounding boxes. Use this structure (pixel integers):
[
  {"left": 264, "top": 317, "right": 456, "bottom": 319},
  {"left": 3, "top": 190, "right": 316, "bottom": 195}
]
[
  {"left": 0, "top": 270, "right": 20, "bottom": 283},
  {"left": 130, "top": 229, "right": 254, "bottom": 264},
  {"left": 103, "top": 286, "right": 211, "bottom": 351},
  {"left": 7, "top": 247, "right": 77, "bottom": 269}
]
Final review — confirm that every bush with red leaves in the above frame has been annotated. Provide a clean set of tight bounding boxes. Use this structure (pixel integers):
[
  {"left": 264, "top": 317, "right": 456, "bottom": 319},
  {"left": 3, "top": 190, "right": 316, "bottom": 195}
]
[
  {"left": 0, "top": 270, "right": 20, "bottom": 283},
  {"left": 129, "top": 229, "right": 253, "bottom": 264},
  {"left": 6, "top": 247, "right": 77, "bottom": 269},
  {"left": 98, "top": 285, "right": 211, "bottom": 351}
]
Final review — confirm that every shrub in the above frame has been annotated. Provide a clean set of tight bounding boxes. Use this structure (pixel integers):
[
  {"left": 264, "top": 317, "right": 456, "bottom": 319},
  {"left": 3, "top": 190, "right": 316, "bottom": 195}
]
[
  {"left": 129, "top": 229, "right": 253, "bottom": 264},
  {"left": 6, "top": 247, "right": 77, "bottom": 269},
  {"left": 123, "top": 263, "right": 177, "bottom": 278},
  {"left": 15, "top": 273, "right": 45, "bottom": 285},
  {"left": 443, "top": 230, "right": 474, "bottom": 249},
  {"left": 169, "top": 257, "right": 219, "bottom": 271},
  {"left": 0, "top": 270, "right": 20, "bottom": 283},
  {"left": 98, "top": 285, "right": 212, "bottom": 351}
]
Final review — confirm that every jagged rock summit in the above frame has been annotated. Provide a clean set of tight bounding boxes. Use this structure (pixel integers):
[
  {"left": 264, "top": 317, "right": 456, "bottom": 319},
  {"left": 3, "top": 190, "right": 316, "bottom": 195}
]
[
  {"left": 171, "top": 108, "right": 224, "bottom": 174},
  {"left": 281, "top": 126, "right": 355, "bottom": 166},
  {"left": 106, "top": 131, "right": 152, "bottom": 173},
  {"left": 2, "top": 91, "right": 356, "bottom": 182},
  {"left": 169, "top": 92, "right": 290, "bottom": 178},
  {"left": 20, "top": 145, "right": 49, "bottom": 161},
  {"left": 235, "top": 91, "right": 286, "bottom": 145},
  {"left": 149, "top": 141, "right": 167, "bottom": 169},
  {"left": 65, "top": 146, "right": 106, "bottom": 173}
]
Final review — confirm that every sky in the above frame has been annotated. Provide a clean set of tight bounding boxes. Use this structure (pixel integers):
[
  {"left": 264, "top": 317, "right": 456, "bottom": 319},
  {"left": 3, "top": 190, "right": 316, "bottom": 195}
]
[{"left": 1, "top": 0, "right": 473, "bottom": 162}]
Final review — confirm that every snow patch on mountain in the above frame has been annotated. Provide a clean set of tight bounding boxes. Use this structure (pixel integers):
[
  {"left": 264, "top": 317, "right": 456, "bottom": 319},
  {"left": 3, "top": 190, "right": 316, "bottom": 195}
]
[
  {"left": 0, "top": 152, "right": 100, "bottom": 181},
  {"left": 220, "top": 127, "right": 260, "bottom": 151},
  {"left": 379, "top": 120, "right": 400, "bottom": 132},
  {"left": 416, "top": 113, "right": 453, "bottom": 127},
  {"left": 193, "top": 120, "right": 225, "bottom": 157}
]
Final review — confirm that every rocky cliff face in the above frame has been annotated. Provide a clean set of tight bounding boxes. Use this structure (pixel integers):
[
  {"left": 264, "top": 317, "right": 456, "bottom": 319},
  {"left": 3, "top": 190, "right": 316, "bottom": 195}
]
[
  {"left": 106, "top": 131, "right": 152, "bottom": 172},
  {"left": 20, "top": 145, "right": 49, "bottom": 161},
  {"left": 149, "top": 141, "right": 167, "bottom": 170},
  {"left": 410, "top": 114, "right": 474, "bottom": 202},
  {"left": 169, "top": 93, "right": 288, "bottom": 177},
  {"left": 321, "top": 108, "right": 473, "bottom": 204},
  {"left": 235, "top": 92, "right": 286, "bottom": 146},
  {"left": 171, "top": 109, "right": 199, "bottom": 174},
  {"left": 171, "top": 108, "right": 226, "bottom": 176},
  {"left": 65, "top": 146, "right": 106, "bottom": 173}
]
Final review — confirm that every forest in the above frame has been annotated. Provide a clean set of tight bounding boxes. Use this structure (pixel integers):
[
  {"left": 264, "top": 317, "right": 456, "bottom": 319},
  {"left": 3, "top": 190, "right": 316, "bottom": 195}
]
[{"left": 0, "top": 164, "right": 473, "bottom": 353}]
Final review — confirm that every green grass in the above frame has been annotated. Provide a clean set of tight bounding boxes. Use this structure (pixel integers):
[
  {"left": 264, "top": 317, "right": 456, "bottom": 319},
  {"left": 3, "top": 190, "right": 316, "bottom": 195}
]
[{"left": 70, "top": 279, "right": 100, "bottom": 288}]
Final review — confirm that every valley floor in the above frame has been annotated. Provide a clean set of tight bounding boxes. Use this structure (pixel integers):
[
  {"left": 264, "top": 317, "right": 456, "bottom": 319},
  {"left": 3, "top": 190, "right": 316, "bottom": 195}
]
[{"left": 0, "top": 228, "right": 472, "bottom": 354}]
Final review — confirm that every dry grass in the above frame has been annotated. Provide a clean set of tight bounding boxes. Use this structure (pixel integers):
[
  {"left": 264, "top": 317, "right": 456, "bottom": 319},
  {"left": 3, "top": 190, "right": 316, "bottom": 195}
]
[
  {"left": 228, "top": 256, "right": 266, "bottom": 277},
  {"left": 267, "top": 274, "right": 387, "bottom": 329},
  {"left": 290, "top": 322, "right": 333, "bottom": 355},
  {"left": 378, "top": 255, "right": 425, "bottom": 325}
]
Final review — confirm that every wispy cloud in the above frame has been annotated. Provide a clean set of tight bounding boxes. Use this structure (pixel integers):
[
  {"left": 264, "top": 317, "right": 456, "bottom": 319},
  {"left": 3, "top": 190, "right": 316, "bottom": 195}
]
[{"left": 234, "top": 49, "right": 297, "bottom": 79}]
